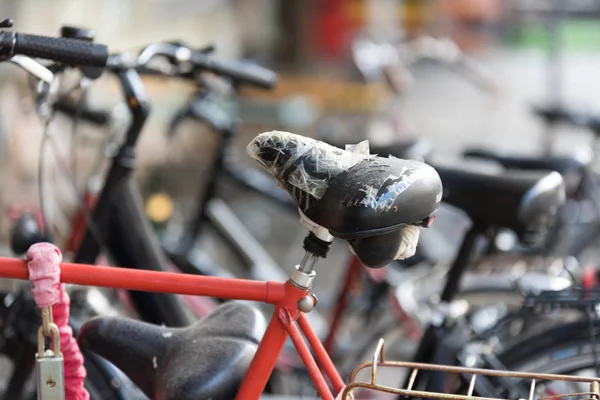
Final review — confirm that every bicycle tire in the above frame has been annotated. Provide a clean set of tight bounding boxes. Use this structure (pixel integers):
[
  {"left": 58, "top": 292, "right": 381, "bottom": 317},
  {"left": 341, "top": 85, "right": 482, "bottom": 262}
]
[
  {"left": 462, "top": 317, "right": 600, "bottom": 398},
  {"left": 496, "top": 318, "right": 600, "bottom": 373},
  {"left": 340, "top": 288, "right": 529, "bottom": 380}
]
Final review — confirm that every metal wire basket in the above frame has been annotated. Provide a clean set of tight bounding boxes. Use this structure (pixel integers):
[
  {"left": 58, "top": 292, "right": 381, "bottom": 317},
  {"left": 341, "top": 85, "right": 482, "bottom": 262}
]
[{"left": 338, "top": 339, "right": 600, "bottom": 400}]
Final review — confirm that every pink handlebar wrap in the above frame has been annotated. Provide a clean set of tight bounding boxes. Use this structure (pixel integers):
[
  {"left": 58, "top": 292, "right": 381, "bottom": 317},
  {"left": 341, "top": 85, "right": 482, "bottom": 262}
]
[{"left": 27, "top": 243, "right": 90, "bottom": 400}]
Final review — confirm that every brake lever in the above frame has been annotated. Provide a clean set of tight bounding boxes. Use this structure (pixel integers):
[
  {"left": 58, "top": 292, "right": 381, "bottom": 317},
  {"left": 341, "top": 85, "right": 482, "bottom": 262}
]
[
  {"left": 9, "top": 55, "right": 54, "bottom": 83},
  {"left": 136, "top": 42, "right": 192, "bottom": 67}
]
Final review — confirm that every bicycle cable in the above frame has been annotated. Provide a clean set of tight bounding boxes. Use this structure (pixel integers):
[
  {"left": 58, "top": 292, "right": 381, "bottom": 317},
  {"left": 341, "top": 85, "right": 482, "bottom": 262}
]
[
  {"left": 37, "top": 108, "right": 54, "bottom": 240},
  {"left": 34, "top": 72, "right": 117, "bottom": 263}
]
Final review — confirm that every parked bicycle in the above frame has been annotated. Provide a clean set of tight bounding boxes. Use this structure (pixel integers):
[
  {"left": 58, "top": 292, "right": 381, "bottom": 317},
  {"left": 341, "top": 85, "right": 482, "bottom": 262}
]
[
  {"left": 0, "top": 127, "right": 592, "bottom": 400},
  {"left": 464, "top": 103, "right": 600, "bottom": 271},
  {"left": 43, "top": 29, "right": 578, "bottom": 388},
  {"left": 1, "top": 22, "right": 589, "bottom": 400}
]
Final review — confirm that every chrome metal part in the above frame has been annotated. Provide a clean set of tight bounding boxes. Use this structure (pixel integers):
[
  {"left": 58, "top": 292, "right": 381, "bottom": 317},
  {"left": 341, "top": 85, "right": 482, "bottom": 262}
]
[
  {"left": 36, "top": 323, "right": 64, "bottom": 400},
  {"left": 299, "top": 252, "right": 317, "bottom": 274},
  {"left": 298, "top": 295, "right": 315, "bottom": 313},
  {"left": 290, "top": 265, "right": 316, "bottom": 289}
]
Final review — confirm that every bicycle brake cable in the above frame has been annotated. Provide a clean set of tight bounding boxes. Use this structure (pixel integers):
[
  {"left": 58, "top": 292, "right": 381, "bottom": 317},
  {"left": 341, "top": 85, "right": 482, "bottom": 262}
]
[
  {"left": 36, "top": 75, "right": 116, "bottom": 262},
  {"left": 37, "top": 110, "right": 53, "bottom": 239}
]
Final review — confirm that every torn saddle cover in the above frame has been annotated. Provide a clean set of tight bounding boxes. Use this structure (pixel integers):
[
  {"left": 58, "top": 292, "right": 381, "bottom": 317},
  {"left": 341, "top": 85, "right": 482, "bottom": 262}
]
[{"left": 246, "top": 131, "right": 442, "bottom": 241}]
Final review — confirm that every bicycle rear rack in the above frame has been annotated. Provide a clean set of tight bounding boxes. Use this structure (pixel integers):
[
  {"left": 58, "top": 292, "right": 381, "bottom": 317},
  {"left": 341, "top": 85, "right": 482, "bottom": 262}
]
[{"left": 339, "top": 339, "right": 600, "bottom": 400}]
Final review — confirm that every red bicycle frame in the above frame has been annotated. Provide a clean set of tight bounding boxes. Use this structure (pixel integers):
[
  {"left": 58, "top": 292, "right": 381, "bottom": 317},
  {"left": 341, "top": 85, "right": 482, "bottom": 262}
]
[
  {"left": 323, "top": 255, "right": 423, "bottom": 357},
  {"left": 0, "top": 257, "right": 346, "bottom": 399}
]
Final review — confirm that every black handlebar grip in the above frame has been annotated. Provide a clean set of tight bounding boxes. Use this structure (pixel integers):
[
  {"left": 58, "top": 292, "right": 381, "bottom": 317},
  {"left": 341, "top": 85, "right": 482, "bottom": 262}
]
[
  {"left": 13, "top": 33, "right": 108, "bottom": 67},
  {"left": 191, "top": 52, "right": 277, "bottom": 90}
]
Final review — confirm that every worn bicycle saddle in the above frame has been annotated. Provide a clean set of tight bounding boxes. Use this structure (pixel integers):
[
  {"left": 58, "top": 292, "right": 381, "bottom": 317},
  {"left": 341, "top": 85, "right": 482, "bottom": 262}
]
[
  {"left": 247, "top": 131, "right": 442, "bottom": 268},
  {"left": 463, "top": 148, "right": 587, "bottom": 195},
  {"left": 78, "top": 301, "right": 265, "bottom": 400},
  {"left": 435, "top": 165, "right": 565, "bottom": 244}
]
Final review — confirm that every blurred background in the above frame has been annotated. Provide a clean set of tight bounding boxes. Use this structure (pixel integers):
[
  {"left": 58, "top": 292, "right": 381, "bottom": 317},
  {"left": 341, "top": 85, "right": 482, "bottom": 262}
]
[{"left": 0, "top": 0, "right": 599, "bottom": 291}]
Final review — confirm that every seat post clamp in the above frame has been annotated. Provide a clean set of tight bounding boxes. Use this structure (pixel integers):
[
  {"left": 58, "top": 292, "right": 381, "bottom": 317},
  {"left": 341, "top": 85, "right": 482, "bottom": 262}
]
[{"left": 291, "top": 265, "right": 316, "bottom": 289}]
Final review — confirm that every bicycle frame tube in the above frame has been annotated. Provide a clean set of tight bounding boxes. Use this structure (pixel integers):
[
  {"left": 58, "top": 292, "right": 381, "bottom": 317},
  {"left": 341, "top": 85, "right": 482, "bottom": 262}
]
[
  {"left": 69, "top": 65, "right": 198, "bottom": 327},
  {"left": 171, "top": 92, "right": 296, "bottom": 255},
  {"left": 106, "top": 180, "right": 195, "bottom": 326},
  {"left": 400, "top": 224, "right": 483, "bottom": 398},
  {"left": 75, "top": 67, "right": 149, "bottom": 264},
  {"left": 0, "top": 258, "right": 345, "bottom": 399},
  {"left": 236, "top": 282, "right": 345, "bottom": 399},
  {"left": 65, "top": 190, "right": 96, "bottom": 255},
  {"left": 223, "top": 164, "right": 297, "bottom": 212},
  {"left": 174, "top": 92, "right": 237, "bottom": 254},
  {"left": 323, "top": 255, "right": 362, "bottom": 356}
]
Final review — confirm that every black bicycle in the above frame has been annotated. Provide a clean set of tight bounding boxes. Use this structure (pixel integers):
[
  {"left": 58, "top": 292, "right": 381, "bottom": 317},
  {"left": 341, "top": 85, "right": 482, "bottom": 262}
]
[
  {"left": 464, "top": 103, "right": 600, "bottom": 270},
  {"left": 1, "top": 24, "right": 279, "bottom": 399}
]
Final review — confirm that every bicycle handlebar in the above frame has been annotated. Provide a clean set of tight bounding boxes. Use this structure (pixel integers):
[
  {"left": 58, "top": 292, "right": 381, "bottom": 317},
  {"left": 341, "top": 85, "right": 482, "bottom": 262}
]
[
  {"left": 0, "top": 31, "right": 108, "bottom": 67},
  {"left": 135, "top": 41, "right": 276, "bottom": 90},
  {"left": 353, "top": 35, "right": 497, "bottom": 93},
  {"left": 189, "top": 51, "right": 276, "bottom": 90}
]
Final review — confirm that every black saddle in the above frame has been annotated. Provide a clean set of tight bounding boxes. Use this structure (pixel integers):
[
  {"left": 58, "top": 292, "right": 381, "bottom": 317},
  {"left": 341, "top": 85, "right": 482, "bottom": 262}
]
[
  {"left": 463, "top": 148, "right": 588, "bottom": 195},
  {"left": 435, "top": 165, "right": 565, "bottom": 243},
  {"left": 247, "top": 131, "right": 442, "bottom": 268},
  {"left": 77, "top": 302, "right": 266, "bottom": 400}
]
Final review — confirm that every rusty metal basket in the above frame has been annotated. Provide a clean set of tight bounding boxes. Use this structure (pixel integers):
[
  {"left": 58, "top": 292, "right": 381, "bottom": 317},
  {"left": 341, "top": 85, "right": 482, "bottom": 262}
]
[{"left": 338, "top": 339, "right": 600, "bottom": 400}]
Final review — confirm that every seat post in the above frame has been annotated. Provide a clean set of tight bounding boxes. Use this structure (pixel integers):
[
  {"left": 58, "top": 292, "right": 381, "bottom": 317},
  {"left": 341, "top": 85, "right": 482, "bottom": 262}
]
[
  {"left": 290, "top": 232, "right": 333, "bottom": 291},
  {"left": 440, "top": 223, "right": 485, "bottom": 303}
]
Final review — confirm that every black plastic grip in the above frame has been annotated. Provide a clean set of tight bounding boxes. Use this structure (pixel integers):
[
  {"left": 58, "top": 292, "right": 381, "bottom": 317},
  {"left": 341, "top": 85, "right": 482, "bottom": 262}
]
[
  {"left": 191, "top": 52, "right": 277, "bottom": 90},
  {"left": 13, "top": 33, "right": 108, "bottom": 67}
]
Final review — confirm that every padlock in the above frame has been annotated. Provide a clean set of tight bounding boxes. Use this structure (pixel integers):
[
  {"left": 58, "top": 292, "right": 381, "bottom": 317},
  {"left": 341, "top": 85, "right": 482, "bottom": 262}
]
[{"left": 36, "top": 323, "right": 65, "bottom": 400}]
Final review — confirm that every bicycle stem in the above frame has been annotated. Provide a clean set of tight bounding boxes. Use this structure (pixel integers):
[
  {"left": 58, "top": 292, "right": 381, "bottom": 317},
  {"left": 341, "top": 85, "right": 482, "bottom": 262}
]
[{"left": 74, "top": 67, "right": 150, "bottom": 264}]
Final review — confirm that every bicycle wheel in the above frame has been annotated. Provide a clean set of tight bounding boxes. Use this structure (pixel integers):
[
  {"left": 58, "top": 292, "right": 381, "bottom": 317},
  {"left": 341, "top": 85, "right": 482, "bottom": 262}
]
[
  {"left": 489, "top": 318, "right": 600, "bottom": 397},
  {"left": 339, "top": 287, "right": 529, "bottom": 383}
]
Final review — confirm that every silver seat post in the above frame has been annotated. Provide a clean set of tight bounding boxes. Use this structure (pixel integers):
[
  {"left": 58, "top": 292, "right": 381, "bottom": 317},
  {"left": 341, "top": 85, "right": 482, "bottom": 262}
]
[
  {"left": 299, "top": 252, "right": 318, "bottom": 274},
  {"left": 290, "top": 231, "right": 333, "bottom": 291}
]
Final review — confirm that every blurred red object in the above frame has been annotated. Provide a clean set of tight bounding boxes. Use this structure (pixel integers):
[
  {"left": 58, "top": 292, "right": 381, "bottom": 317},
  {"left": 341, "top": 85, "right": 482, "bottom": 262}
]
[
  {"left": 315, "top": 0, "right": 352, "bottom": 59},
  {"left": 313, "top": 0, "right": 365, "bottom": 59}
]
